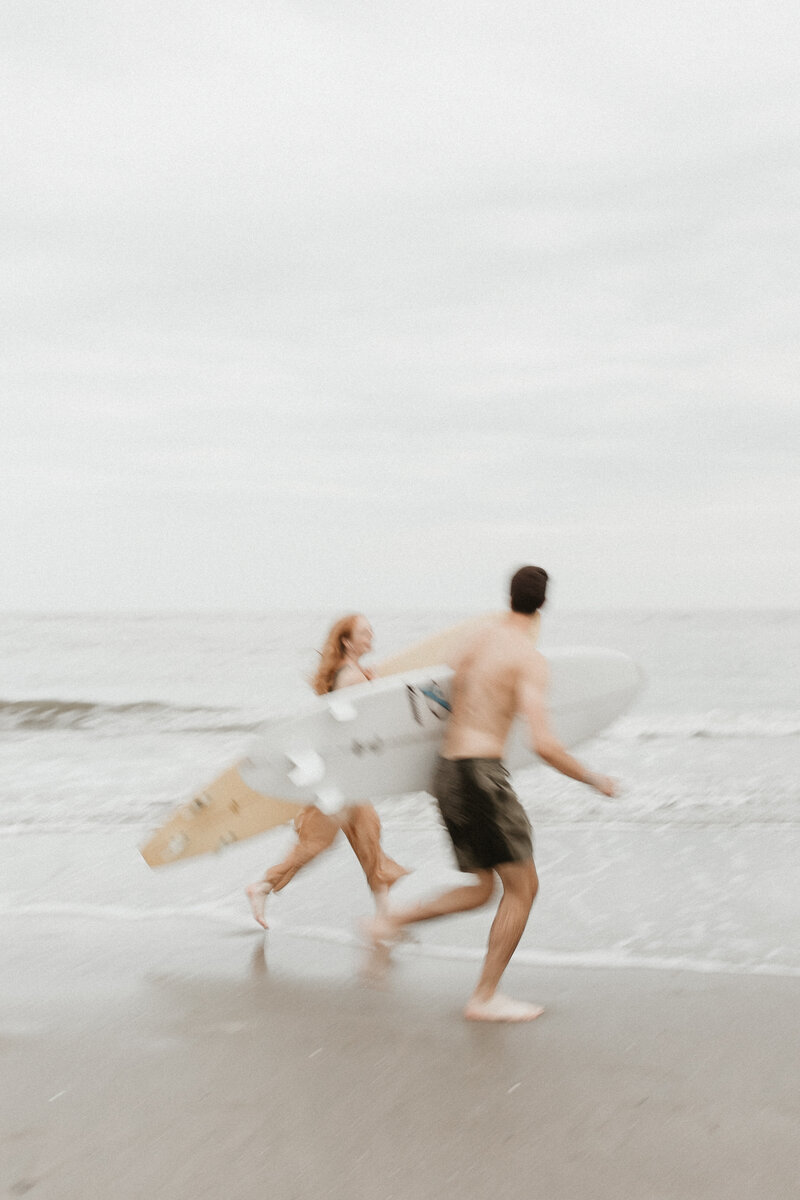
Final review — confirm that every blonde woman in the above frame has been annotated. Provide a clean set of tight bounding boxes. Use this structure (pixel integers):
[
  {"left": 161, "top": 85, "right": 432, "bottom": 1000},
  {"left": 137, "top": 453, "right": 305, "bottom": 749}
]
[{"left": 245, "top": 614, "right": 408, "bottom": 929}]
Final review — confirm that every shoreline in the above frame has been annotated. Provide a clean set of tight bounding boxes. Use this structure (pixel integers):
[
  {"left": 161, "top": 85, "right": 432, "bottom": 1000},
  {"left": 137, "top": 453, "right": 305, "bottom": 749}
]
[
  {"left": 6, "top": 906, "right": 800, "bottom": 981},
  {"left": 3, "top": 822, "right": 798, "bottom": 980}
]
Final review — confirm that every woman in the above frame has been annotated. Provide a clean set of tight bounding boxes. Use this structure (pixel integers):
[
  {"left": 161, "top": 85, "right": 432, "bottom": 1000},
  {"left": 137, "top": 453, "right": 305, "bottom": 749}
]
[{"left": 245, "top": 614, "right": 408, "bottom": 929}]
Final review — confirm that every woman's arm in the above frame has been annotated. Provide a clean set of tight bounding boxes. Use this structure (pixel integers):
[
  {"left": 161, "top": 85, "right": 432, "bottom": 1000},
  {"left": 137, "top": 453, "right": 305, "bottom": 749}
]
[{"left": 333, "top": 663, "right": 373, "bottom": 690}]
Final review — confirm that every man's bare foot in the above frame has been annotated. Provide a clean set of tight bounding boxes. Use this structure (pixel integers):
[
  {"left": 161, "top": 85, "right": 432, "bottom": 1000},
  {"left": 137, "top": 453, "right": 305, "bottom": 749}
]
[
  {"left": 359, "top": 941, "right": 393, "bottom": 988},
  {"left": 245, "top": 882, "right": 272, "bottom": 929},
  {"left": 361, "top": 913, "right": 400, "bottom": 949},
  {"left": 464, "top": 993, "right": 544, "bottom": 1023}
]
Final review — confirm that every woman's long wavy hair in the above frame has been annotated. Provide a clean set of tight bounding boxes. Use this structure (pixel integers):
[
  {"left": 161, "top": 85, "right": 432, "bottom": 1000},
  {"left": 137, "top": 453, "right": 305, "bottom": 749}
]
[{"left": 311, "top": 613, "right": 363, "bottom": 696}]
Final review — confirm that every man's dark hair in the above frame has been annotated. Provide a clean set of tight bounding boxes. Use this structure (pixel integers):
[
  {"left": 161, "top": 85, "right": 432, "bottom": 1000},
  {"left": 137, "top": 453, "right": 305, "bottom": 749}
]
[{"left": 510, "top": 566, "right": 548, "bottom": 614}]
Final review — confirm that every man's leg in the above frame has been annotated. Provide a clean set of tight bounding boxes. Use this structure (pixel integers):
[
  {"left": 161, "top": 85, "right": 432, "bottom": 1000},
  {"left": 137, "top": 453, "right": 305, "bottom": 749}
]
[
  {"left": 464, "top": 859, "right": 541, "bottom": 1023},
  {"left": 367, "top": 869, "right": 495, "bottom": 944}
]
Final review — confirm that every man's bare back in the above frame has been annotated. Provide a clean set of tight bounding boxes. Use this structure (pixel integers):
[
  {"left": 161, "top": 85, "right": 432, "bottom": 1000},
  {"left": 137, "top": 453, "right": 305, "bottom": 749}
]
[
  {"left": 445, "top": 613, "right": 616, "bottom": 792},
  {"left": 443, "top": 618, "right": 542, "bottom": 760}
]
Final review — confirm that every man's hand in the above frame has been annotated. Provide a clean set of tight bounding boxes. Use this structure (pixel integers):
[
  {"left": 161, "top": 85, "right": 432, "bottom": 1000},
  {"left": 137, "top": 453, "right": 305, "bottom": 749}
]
[{"left": 587, "top": 772, "right": 617, "bottom": 797}]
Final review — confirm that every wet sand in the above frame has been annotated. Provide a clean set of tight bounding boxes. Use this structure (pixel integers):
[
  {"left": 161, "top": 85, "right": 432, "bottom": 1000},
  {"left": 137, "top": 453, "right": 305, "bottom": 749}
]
[{"left": 2, "top": 910, "right": 798, "bottom": 1200}]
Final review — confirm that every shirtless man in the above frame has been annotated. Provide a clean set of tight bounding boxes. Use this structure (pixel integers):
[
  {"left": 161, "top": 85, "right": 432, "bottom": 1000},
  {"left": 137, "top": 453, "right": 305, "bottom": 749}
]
[{"left": 367, "top": 566, "right": 616, "bottom": 1023}]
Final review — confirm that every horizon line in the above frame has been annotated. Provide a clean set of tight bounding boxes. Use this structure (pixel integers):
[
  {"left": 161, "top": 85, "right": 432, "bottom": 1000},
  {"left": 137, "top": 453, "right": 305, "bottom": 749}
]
[{"left": 0, "top": 605, "right": 796, "bottom": 619}]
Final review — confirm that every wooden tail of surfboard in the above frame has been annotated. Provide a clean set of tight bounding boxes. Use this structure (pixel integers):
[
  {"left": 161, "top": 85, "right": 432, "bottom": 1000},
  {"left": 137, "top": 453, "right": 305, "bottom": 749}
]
[{"left": 140, "top": 767, "right": 303, "bottom": 868}]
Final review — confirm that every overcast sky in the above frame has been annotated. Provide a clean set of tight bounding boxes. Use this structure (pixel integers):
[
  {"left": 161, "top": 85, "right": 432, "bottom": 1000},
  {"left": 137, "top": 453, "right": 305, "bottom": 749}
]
[{"left": 3, "top": 0, "right": 798, "bottom": 612}]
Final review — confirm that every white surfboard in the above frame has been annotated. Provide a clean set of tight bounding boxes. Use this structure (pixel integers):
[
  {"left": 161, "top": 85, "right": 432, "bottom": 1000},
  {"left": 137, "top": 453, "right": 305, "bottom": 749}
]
[
  {"left": 239, "top": 648, "right": 642, "bottom": 808},
  {"left": 141, "top": 611, "right": 533, "bottom": 867}
]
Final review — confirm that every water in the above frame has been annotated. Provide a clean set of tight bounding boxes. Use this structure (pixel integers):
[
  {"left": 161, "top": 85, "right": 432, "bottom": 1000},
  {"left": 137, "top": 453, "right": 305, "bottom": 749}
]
[
  {"left": 1, "top": 609, "right": 797, "bottom": 829},
  {"left": 1, "top": 610, "right": 798, "bottom": 976}
]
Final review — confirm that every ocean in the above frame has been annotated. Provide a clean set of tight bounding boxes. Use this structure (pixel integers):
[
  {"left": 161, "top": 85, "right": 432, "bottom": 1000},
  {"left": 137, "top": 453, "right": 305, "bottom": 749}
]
[{"left": 2, "top": 610, "right": 798, "bottom": 977}]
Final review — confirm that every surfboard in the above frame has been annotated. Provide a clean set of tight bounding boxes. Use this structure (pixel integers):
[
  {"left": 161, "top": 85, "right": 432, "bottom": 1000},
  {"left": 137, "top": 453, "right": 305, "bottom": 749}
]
[
  {"left": 238, "top": 648, "right": 641, "bottom": 806},
  {"left": 141, "top": 612, "right": 527, "bottom": 867}
]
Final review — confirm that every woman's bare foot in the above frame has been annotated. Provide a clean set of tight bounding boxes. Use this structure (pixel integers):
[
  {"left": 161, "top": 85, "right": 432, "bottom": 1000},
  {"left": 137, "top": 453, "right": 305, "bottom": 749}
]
[
  {"left": 245, "top": 882, "right": 272, "bottom": 929},
  {"left": 464, "top": 993, "right": 544, "bottom": 1023}
]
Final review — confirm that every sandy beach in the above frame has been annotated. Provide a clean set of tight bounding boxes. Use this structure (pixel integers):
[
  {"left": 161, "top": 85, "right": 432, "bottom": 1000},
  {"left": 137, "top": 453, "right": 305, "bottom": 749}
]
[{"left": 3, "top": 896, "right": 798, "bottom": 1200}]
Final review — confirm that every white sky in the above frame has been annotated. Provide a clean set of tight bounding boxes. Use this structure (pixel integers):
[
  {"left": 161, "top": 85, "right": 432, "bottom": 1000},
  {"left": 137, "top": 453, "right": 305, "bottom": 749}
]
[{"left": 3, "top": 0, "right": 799, "bottom": 611}]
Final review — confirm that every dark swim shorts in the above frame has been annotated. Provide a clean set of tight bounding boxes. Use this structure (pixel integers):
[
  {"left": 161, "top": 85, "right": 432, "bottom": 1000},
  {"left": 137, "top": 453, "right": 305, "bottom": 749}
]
[{"left": 432, "top": 756, "right": 533, "bottom": 872}]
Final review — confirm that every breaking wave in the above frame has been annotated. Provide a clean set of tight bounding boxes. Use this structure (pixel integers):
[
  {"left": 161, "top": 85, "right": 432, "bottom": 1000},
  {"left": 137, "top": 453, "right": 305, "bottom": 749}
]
[
  {"left": 0, "top": 697, "right": 259, "bottom": 735},
  {"left": 607, "top": 712, "right": 800, "bottom": 740}
]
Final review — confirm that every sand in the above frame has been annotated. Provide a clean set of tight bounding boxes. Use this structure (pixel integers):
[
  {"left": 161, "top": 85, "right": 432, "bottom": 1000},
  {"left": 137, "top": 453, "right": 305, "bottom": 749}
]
[{"left": 2, "top": 906, "right": 798, "bottom": 1200}]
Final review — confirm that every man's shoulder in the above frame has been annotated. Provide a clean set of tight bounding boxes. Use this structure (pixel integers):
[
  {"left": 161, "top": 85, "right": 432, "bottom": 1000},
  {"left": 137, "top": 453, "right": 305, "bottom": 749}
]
[
  {"left": 517, "top": 641, "right": 548, "bottom": 682},
  {"left": 452, "top": 617, "right": 542, "bottom": 674},
  {"left": 501, "top": 621, "right": 541, "bottom": 655},
  {"left": 478, "top": 625, "right": 543, "bottom": 670}
]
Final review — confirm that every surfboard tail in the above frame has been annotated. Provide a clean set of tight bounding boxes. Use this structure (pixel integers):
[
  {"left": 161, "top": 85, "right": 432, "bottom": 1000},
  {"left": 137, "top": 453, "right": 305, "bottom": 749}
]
[{"left": 140, "top": 766, "right": 304, "bottom": 868}]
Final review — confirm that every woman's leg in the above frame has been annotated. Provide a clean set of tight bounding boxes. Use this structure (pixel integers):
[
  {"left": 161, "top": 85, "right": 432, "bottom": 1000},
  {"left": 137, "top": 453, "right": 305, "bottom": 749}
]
[
  {"left": 339, "top": 804, "right": 408, "bottom": 911},
  {"left": 245, "top": 806, "right": 339, "bottom": 928}
]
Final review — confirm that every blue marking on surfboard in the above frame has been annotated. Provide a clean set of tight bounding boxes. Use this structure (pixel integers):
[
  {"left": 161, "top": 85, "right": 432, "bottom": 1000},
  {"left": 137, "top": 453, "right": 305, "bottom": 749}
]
[
  {"left": 406, "top": 681, "right": 451, "bottom": 725},
  {"left": 420, "top": 684, "right": 451, "bottom": 714}
]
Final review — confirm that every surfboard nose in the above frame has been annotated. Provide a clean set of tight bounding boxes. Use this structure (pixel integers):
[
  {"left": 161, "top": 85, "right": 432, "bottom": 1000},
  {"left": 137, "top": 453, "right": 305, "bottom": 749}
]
[{"left": 539, "top": 648, "right": 643, "bottom": 751}]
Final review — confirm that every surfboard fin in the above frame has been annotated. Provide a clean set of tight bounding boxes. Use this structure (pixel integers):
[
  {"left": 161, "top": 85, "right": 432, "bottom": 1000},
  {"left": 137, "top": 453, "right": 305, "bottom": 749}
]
[
  {"left": 314, "top": 786, "right": 344, "bottom": 815},
  {"left": 167, "top": 834, "right": 188, "bottom": 858},
  {"left": 286, "top": 749, "right": 326, "bottom": 787},
  {"left": 327, "top": 697, "right": 357, "bottom": 722}
]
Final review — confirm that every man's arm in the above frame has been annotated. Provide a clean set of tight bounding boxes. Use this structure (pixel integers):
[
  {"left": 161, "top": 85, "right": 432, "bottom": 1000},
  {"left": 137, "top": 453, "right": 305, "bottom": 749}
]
[{"left": 518, "top": 655, "right": 616, "bottom": 797}]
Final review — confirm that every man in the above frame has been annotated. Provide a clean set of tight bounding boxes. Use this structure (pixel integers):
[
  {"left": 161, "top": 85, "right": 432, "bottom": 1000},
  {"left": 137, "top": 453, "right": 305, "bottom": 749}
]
[{"left": 367, "top": 566, "right": 616, "bottom": 1023}]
